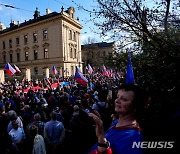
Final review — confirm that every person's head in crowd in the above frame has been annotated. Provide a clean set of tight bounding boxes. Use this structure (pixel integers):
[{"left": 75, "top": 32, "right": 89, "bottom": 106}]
[
  {"left": 12, "top": 120, "right": 19, "bottom": 130},
  {"left": 115, "top": 84, "right": 148, "bottom": 122},
  {"left": 29, "top": 125, "right": 38, "bottom": 137},
  {"left": 7, "top": 110, "right": 17, "bottom": 121},
  {"left": 23, "top": 105, "right": 31, "bottom": 112},
  {"left": 34, "top": 113, "right": 41, "bottom": 121},
  {"left": 73, "top": 105, "right": 79, "bottom": 112},
  {"left": 5, "top": 101, "right": 11, "bottom": 112},
  {"left": 50, "top": 111, "right": 57, "bottom": 120}
]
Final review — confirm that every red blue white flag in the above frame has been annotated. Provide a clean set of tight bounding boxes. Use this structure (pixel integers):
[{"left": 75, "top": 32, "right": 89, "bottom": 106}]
[
  {"left": 52, "top": 66, "right": 57, "bottom": 75},
  {"left": 87, "top": 64, "right": 93, "bottom": 74},
  {"left": 102, "top": 64, "right": 107, "bottom": 76},
  {"left": 4, "top": 63, "right": 16, "bottom": 76},
  {"left": 74, "top": 66, "right": 88, "bottom": 86},
  {"left": 13, "top": 64, "right": 21, "bottom": 73}
]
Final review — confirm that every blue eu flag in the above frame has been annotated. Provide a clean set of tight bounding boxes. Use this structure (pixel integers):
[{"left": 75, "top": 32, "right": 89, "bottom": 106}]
[{"left": 126, "top": 53, "right": 135, "bottom": 84}]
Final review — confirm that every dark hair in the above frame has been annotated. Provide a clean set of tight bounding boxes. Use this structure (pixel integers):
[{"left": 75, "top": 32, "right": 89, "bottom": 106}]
[
  {"left": 50, "top": 111, "right": 57, "bottom": 120},
  {"left": 119, "top": 84, "right": 149, "bottom": 121},
  {"left": 29, "top": 125, "right": 38, "bottom": 137}
]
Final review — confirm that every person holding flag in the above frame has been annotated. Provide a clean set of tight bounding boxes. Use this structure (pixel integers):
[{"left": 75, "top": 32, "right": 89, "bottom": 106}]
[
  {"left": 74, "top": 66, "right": 88, "bottom": 86},
  {"left": 4, "top": 63, "right": 16, "bottom": 76}
]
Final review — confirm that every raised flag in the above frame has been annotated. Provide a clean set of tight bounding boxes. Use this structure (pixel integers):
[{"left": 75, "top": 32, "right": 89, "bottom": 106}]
[
  {"left": 45, "top": 77, "right": 52, "bottom": 88},
  {"left": 102, "top": 64, "right": 107, "bottom": 76},
  {"left": 52, "top": 66, "right": 57, "bottom": 75},
  {"left": 126, "top": 52, "right": 135, "bottom": 84},
  {"left": 13, "top": 64, "right": 21, "bottom": 73},
  {"left": 4, "top": 63, "right": 16, "bottom": 76},
  {"left": 74, "top": 66, "right": 88, "bottom": 86},
  {"left": 87, "top": 64, "right": 93, "bottom": 74}
]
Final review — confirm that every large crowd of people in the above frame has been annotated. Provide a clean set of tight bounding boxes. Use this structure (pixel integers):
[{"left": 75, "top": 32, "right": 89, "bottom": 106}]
[{"left": 0, "top": 73, "right": 179, "bottom": 154}]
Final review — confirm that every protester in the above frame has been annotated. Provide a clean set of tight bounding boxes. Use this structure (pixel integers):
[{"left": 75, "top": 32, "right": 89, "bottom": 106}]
[
  {"left": 29, "top": 125, "right": 46, "bottom": 154},
  {"left": 89, "top": 84, "right": 148, "bottom": 154},
  {"left": 44, "top": 111, "right": 65, "bottom": 154}
]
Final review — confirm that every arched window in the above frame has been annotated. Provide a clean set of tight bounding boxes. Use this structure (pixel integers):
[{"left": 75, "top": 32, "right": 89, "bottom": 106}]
[
  {"left": 33, "top": 32, "right": 38, "bottom": 42},
  {"left": 43, "top": 29, "right": 48, "bottom": 40},
  {"left": 17, "top": 53, "right": 20, "bottom": 62},
  {"left": 44, "top": 48, "right": 48, "bottom": 59},
  {"left": 69, "top": 30, "right": 72, "bottom": 40},
  {"left": 25, "top": 51, "right": 28, "bottom": 61}
]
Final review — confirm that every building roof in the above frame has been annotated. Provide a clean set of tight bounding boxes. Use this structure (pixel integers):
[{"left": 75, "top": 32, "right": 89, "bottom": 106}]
[
  {"left": 0, "top": 12, "right": 59, "bottom": 35},
  {"left": 0, "top": 7, "right": 82, "bottom": 35},
  {"left": 81, "top": 42, "right": 114, "bottom": 49}
]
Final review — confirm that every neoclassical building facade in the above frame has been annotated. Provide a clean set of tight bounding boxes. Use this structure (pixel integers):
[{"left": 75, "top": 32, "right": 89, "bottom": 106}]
[
  {"left": 81, "top": 42, "right": 115, "bottom": 73},
  {"left": 0, "top": 7, "right": 83, "bottom": 81}
]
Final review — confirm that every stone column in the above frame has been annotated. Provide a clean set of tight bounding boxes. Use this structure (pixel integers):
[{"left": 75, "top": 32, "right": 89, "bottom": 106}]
[
  {"left": 45, "top": 68, "right": 49, "bottom": 78},
  {"left": 25, "top": 68, "right": 31, "bottom": 81},
  {"left": 0, "top": 69, "right": 5, "bottom": 83},
  {"left": 59, "top": 67, "right": 63, "bottom": 77}
]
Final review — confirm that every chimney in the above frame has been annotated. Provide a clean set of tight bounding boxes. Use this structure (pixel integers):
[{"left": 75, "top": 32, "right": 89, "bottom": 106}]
[{"left": 46, "top": 8, "right": 52, "bottom": 15}]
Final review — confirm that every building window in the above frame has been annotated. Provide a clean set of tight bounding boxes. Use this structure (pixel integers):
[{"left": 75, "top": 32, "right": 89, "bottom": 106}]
[
  {"left": 25, "top": 51, "right": 28, "bottom": 61},
  {"left": 33, "top": 33, "right": 38, "bottom": 42},
  {"left": 73, "top": 32, "right": 76, "bottom": 41},
  {"left": 3, "top": 55, "right": 6, "bottom": 63},
  {"left": 10, "top": 54, "right": 13, "bottom": 63},
  {"left": 16, "top": 37, "right": 19, "bottom": 46},
  {"left": 43, "top": 29, "right": 48, "bottom": 40},
  {"left": 70, "top": 47, "right": 73, "bottom": 58},
  {"left": 74, "top": 48, "right": 77, "bottom": 58},
  {"left": 17, "top": 53, "right": 20, "bottom": 62},
  {"left": 3, "top": 41, "right": 6, "bottom": 49},
  {"left": 34, "top": 50, "right": 38, "bottom": 60},
  {"left": 24, "top": 34, "right": 28, "bottom": 44},
  {"left": 9, "top": 39, "right": 12, "bottom": 48},
  {"left": 69, "top": 30, "right": 72, "bottom": 40},
  {"left": 44, "top": 48, "right": 48, "bottom": 59},
  {"left": 34, "top": 67, "right": 38, "bottom": 75}
]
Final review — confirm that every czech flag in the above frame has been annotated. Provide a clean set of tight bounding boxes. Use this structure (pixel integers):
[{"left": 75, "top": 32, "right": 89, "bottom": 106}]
[
  {"left": 4, "top": 63, "right": 16, "bottom": 76},
  {"left": 126, "top": 52, "right": 135, "bottom": 84},
  {"left": 74, "top": 66, "right": 88, "bottom": 86},
  {"left": 13, "top": 64, "right": 21, "bottom": 73},
  {"left": 52, "top": 66, "right": 57, "bottom": 75},
  {"left": 87, "top": 64, "right": 93, "bottom": 74},
  {"left": 102, "top": 64, "right": 107, "bottom": 76}
]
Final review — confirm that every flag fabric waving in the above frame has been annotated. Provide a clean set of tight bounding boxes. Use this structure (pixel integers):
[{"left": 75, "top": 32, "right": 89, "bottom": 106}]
[
  {"left": 74, "top": 66, "right": 88, "bottom": 86},
  {"left": 102, "top": 64, "right": 107, "bottom": 76},
  {"left": 13, "top": 64, "right": 21, "bottom": 73},
  {"left": 87, "top": 64, "right": 93, "bottom": 74},
  {"left": 52, "top": 66, "right": 57, "bottom": 75},
  {"left": 126, "top": 52, "right": 135, "bottom": 84},
  {"left": 4, "top": 63, "right": 16, "bottom": 76}
]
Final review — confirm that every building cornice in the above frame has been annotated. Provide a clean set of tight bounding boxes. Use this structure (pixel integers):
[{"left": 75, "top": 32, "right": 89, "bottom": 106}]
[{"left": 0, "top": 12, "right": 82, "bottom": 37}]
